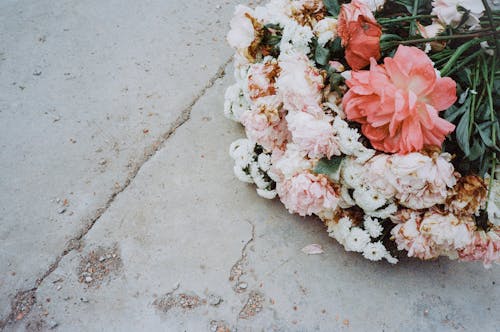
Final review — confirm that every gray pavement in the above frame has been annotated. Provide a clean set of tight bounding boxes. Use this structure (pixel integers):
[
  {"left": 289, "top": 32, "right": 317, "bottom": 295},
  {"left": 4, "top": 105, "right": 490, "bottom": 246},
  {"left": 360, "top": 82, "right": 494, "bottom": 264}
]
[{"left": 0, "top": 0, "right": 498, "bottom": 331}]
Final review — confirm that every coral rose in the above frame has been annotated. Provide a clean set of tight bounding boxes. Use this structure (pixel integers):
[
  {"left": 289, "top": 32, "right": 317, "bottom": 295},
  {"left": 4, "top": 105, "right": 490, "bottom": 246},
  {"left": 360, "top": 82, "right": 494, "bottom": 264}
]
[
  {"left": 342, "top": 45, "right": 457, "bottom": 154},
  {"left": 338, "top": 0, "right": 382, "bottom": 70}
]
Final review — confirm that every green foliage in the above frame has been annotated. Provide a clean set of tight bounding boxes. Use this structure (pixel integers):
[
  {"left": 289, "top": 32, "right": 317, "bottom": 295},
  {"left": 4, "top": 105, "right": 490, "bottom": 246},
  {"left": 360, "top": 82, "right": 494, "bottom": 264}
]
[
  {"left": 323, "top": 0, "right": 340, "bottom": 17},
  {"left": 314, "top": 156, "right": 344, "bottom": 181}
]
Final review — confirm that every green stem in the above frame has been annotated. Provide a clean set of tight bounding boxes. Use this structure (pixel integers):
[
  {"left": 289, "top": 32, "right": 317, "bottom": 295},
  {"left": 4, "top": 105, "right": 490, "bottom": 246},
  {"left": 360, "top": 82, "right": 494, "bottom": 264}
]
[
  {"left": 444, "top": 50, "right": 483, "bottom": 76},
  {"left": 481, "top": 0, "right": 500, "bottom": 55},
  {"left": 409, "top": 0, "right": 419, "bottom": 36},
  {"left": 378, "top": 14, "right": 435, "bottom": 24},
  {"left": 468, "top": 62, "right": 480, "bottom": 142},
  {"left": 440, "top": 38, "right": 484, "bottom": 76},
  {"left": 485, "top": 55, "right": 497, "bottom": 210}
]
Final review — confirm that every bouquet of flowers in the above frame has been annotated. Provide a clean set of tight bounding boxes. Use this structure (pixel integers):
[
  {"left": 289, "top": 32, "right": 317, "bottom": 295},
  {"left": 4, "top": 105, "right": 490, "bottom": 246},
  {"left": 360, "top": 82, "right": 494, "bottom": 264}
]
[{"left": 224, "top": 0, "right": 500, "bottom": 267}]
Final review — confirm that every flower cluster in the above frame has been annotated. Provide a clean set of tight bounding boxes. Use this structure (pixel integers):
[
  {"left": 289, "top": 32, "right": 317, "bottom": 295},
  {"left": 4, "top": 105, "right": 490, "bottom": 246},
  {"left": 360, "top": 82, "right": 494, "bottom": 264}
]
[{"left": 225, "top": 0, "right": 499, "bottom": 268}]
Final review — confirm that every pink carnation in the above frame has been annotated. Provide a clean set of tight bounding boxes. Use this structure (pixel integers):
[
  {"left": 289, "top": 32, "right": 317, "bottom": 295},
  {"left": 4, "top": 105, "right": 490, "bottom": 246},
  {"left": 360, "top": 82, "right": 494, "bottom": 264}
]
[
  {"left": 286, "top": 111, "right": 341, "bottom": 159},
  {"left": 276, "top": 53, "right": 324, "bottom": 115},
  {"left": 392, "top": 212, "right": 475, "bottom": 260},
  {"left": 342, "top": 45, "right": 457, "bottom": 154},
  {"left": 247, "top": 59, "right": 280, "bottom": 101},
  {"left": 240, "top": 98, "right": 290, "bottom": 151},
  {"left": 459, "top": 229, "right": 500, "bottom": 268},
  {"left": 277, "top": 172, "right": 339, "bottom": 216}
]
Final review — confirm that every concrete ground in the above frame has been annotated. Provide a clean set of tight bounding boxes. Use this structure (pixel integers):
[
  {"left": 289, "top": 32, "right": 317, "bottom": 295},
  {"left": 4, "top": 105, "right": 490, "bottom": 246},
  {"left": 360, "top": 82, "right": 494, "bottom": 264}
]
[{"left": 0, "top": 0, "right": 498, "bottom": 331}]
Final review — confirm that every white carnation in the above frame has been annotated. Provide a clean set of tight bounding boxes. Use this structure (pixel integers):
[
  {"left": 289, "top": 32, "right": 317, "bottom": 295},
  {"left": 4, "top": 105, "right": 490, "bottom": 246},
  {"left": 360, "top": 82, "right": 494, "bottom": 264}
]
[
  {"left": 358, "top": 0, "right": 386, "bottom": 12},
  {"left": 280, "top": 20, "right": 314, "bottom": 55},
  {"left": 274, "top": 143, "right": 312, "bottom": 179},
  {"left": 313, "top": 17, "right": 338, "bottom": 47},
  {"left": 250, "top": 162, "right": 270, "bottom": 189},
  {"left": 353, "top": 186, "right": 388, "bottom": 212},
  {"left": 227, "top": 5, "right": 256, "bottom": 49}
]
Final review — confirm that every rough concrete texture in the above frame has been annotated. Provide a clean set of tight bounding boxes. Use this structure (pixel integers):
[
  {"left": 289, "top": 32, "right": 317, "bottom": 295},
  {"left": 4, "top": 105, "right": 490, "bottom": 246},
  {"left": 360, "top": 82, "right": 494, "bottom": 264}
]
[
  {"left": 0, "top": 1, "right": 499, "bottom": 331},
  {"left": 0, "top": 0, "right": 238, "bottom": 322}
]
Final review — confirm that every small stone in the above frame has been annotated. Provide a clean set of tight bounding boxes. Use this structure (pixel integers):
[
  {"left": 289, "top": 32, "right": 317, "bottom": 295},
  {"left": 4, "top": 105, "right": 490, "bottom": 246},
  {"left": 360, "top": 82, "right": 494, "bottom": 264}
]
[
  {"left": 33, "top": 70, "right": 42, "bottom": 76},
  {"left": 99, "top": 256, "right": 106, "bottom": 262},
  {"left": 80, "top": 297, "right": 89, "bottom": 303},
  {"left": 238, "top": 282, "right": 248, "bottom": 290},
  {"left": 85, "top": 276, "right": 93, "bottom": 283},
  {"left": 208, "top": 294, "right": 222, "bottom": 306},
  {"left": 56, "top": 285, "right": 62, "bottom": 291},
  {"left": 49, "top": 320, "right": 58, "bottom": 329},
  {"left": 98, "top": 159, "right": 107, "bottom": 166},
  {"left": 57, "top": 208, "right": 66, "bottom": 214}
]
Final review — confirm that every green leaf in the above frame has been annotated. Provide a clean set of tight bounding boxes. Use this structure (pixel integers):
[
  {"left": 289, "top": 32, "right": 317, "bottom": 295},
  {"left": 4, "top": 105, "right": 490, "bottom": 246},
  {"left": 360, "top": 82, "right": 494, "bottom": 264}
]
[
  {"left": 323, "top": 0, "right": 340, "bottom": 16},
  {"left": 468, "top": 140, "right": 483, "bottom": 160},
  {"left": 264, "top": 23, "right": 281, "bottom": 30},
  {"left": 444, "top": 104, "right": 466, "bottom": 123},
  {"left": 315, "top": 43, "right": 330, "bottom": 66},
  {"left": 330, "top": 37, "right": 343, "bottom": 53},
  {"left": 475, "top": 122, "right": 494, "bottom": 147},
  {"left": 455, "top": 102, "right": 471, "bottom": 156},
  {"left": 380, "top": 34, "right": 404, "bottom": 42},
  {"left": 314, "top": 156, "right": 344, "bottom": 181}
]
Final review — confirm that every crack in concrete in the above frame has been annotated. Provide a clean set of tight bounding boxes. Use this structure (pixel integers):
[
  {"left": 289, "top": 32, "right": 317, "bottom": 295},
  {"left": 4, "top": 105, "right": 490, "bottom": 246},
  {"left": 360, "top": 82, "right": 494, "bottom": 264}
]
[
  {"left": 229, "top": 219, "right": 255, "bottom": 293},
  {"left": 0, "top": 56, "right": 233, "bottom": 329}
]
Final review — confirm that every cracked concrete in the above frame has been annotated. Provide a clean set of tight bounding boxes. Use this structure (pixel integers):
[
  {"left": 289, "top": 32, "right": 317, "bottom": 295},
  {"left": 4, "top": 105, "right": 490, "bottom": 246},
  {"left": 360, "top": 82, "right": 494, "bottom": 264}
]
[
  {"left": 1, "top": 0, "right": 499, "bottom": 331},
  {"left": 0, "top": 0, "right": 240, "bottom": 325}
]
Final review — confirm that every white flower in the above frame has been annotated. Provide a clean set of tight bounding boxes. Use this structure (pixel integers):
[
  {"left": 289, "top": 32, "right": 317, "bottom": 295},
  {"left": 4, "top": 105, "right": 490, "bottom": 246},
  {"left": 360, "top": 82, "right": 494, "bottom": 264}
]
[
  {"left": 257, "top": 188, "right": 277, "bottom": 199},
  {"left": 345, "top": 227, "right": 371, "bottom": 252},
  {"left": 358, "top": 0, "right": 386, "bottom": 12},
  {"left": 340, "top": 158, "right": 364, "bottom": 188},
  {"left": 366, "top": 203, "right": 398, "bottom": 219},
  {"left": 233, "top": 165, "right": 254, "bottom": 183},
  {"left": 362, "top": 242, "right": 386, "bottom": 261},
  {"left": 353, "top": 186, "right": 388, "bottom": 213},
  {"left": 250, "top": 162, "right": 270, "bottom": 189},
  {"left": 227, "top": 5, "right": 256, "bottom": 49},
  {"left": 224, "top": 84, "right": 251, "bottom": 122},
  {"left": 364, "top": 216, "right": 383, "bottom": 238},
  {"left": 338, "top": 185, "right": 356, "bottom": 209},
  {"left": 280, "top": 20, "right": 314, "bottom": 55},
  {"left": 257, "top": 153, "right": 272, "bottom": 172},
  {"left": 273, "top": 143, "right": 312, "bottom": 179},
  {"left": 229, "top": 139, "right": 255, "bottom": 167},
  {"left": 254, "top": 0, "right": 292, "bottom": 26},
  {"left": 313, "top": 17, "right": 338, "bottom": 47},
  {"left": 431, "top": 0, "right": 484, "bottom": 29},
  {"left": 487, "top": 178, "right": 500, "bottom": 226},
  {"left": 384, "top": 253, "right": 399, "bottom": 264},
  {"left": 327, "top": 216, "right": 352, "bottom": 245}
]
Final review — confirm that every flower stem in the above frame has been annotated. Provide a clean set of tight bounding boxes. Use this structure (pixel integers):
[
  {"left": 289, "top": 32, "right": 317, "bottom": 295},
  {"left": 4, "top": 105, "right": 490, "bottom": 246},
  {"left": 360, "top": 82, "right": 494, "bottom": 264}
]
[
  {"left": 485, "top": 55, "right": 497, "bottom": 211},
  {"left": 440, "top": 38, "right": 485, "bottom": 76},
  {"left": 409, "top": 0, "right": 419, "bottom": 36},
  {"left": 481, "top": 0, "right": 500, "bottom": 55},
  {"left": 378, "top": 14, "right": 435, "bottom": 24}
]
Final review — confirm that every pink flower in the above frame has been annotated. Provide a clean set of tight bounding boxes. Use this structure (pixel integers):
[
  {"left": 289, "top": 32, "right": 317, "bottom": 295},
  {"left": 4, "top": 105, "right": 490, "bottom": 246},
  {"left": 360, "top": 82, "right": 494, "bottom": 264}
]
[
  {"left": 227, "top": 5, "right": 256, "bottom": 49},
  {"left": 392, "top": 212, "right": 475, "bottom": 260},
  {"left": 247, "top": 59, "right": 280, "bottom": 101},
  {"left": 337, "top": 0, "right": 382, "bottom": 70},
  {"left": 276, "top": 53, "right": 324, "bottom": 115},
  {"left": 240, "top": 97, "right": 290, "bottom": 151},
  {"left": 342, "top": 45, "right": 457, "bottom": 154},
  {"left": 286, "top": 111, "right": 341, "bottom": 159},
  {"left": 277, "top": 172, "right": 339, "bottom": 216},
  {"left": 459, "top": 229, "right": 500, "bottom": 268}
]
